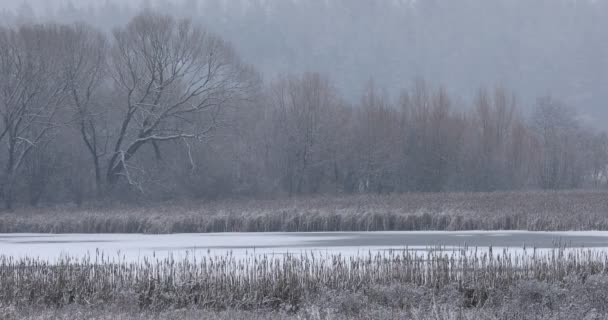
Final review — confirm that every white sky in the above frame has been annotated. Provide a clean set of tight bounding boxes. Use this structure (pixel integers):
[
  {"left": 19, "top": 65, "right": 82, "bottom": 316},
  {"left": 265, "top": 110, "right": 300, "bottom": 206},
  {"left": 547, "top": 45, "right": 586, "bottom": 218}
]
[{"left": 0, "top": 0, "right": 144, "bottom": 12}]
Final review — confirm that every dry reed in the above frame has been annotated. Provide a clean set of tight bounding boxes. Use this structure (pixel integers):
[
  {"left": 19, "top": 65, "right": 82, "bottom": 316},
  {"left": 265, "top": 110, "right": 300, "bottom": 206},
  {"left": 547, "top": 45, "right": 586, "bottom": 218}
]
[
  {"left": 2, "top": 190, "right": 608, "bottom": 233},
  {"left": 1, "top": 247, "right": 607, "bottom": 311}
]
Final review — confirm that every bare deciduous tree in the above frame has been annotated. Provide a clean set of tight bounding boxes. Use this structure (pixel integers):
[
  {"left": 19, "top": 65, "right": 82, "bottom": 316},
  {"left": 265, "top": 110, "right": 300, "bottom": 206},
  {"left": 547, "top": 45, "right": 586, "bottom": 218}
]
[
  {"left": 533, "top": 97, "right": 583, "bottom": 189},
  {"left": 59, "top": 24, "right": 109, "bottom": 195},
  {"left": 105, "top": 12, "right": 252, "bottom": 188},
  {"left": 269, "top": 73, "right": 337, "bottom": 194},
  {"left": 0, "top": 25, "right": 66, "bottom": 209}
]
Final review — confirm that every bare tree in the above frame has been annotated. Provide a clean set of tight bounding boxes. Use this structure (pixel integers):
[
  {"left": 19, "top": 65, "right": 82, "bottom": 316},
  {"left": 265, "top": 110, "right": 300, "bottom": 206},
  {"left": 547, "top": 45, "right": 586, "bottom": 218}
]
[
  {"left": 471, "top": 88, "right": 517, "bottom": 190},
  {"left": 59, "top": 24, "right": 109, "bottom": 195},
  {"left": 589, "top": 133, "right": 608, "bottom": 187},
  {"left": 532, "top": 97, "right": 582, "bottom": 189},
  {"left": 269, "top": 73, "right": 337, "bottom": 194},
  {"left": 0, "top": 25, "right": 66, "bottom": 210},
  {"left": 402, "top": 81, "right": 464, "bottom": 192},
  {"left": 105, "top": 12, "right": 252, "bottom": 188},
  {"left": 351, "top": 81, "right": 400, "bottom": 193}
]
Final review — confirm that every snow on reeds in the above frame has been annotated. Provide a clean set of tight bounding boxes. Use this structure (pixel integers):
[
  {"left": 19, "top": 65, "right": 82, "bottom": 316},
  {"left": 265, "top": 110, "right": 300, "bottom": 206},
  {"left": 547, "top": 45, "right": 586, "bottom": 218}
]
[
  {"left": 2, "top": 191, "right": 608, "bottom": 233},
  {"left": 0, "top": 247, "right": 607, "bottom": 311}
]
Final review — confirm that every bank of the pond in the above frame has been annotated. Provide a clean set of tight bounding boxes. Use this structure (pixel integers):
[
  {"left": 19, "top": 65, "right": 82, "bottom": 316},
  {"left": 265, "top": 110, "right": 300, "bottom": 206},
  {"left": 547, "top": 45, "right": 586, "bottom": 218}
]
[{"left": 3, "top": 192, "right": 608, "bottom": 234}]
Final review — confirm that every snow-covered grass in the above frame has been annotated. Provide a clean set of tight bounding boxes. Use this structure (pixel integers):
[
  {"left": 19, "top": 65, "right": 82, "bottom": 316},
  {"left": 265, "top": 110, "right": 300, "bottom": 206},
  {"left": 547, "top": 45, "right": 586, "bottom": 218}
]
[
  {"left": 2, "top": 247, "right": 608, "bottom": 319},
  {"left": 2, "top": 190, "right": 608, "bottom": 233}
]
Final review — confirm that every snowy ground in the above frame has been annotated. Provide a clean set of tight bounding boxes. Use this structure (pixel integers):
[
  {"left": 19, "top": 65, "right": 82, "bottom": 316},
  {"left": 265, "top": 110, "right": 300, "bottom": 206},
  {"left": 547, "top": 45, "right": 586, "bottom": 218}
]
[{"left": 1, "top": 231, "right": 608, "bottom": 262}]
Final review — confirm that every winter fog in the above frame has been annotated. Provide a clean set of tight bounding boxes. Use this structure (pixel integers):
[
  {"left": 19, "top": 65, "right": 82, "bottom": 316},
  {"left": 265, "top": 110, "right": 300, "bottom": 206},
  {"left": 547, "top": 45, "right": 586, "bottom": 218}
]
[
  {"left": 0, "top": 0, "right": 606, "bottom": 207},
  {"left": 3, "top": 1, "right": 608, "bottom": 319},
  {"left": 2, "top": 0, "right": 608, "bottom": 127}
]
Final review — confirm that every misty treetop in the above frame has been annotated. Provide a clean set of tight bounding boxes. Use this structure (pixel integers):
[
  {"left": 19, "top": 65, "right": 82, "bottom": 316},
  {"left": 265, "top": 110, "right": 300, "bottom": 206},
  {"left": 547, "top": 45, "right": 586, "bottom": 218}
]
[
  {"left": 0, "top": 11, "right": 607, "bottom": 210},
  {"left": 3, "top": 0, "right": 608, "bottom": 129}
]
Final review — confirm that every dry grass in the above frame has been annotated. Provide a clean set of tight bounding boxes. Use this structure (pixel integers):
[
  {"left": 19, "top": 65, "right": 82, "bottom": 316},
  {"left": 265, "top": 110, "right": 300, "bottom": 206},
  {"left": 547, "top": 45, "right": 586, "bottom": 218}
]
[
  {"left": 1, "top": 247, "right": 608, "bottom": 319},
  {"left": 1, "top": 190, "right": 608, "bottom": 233}
]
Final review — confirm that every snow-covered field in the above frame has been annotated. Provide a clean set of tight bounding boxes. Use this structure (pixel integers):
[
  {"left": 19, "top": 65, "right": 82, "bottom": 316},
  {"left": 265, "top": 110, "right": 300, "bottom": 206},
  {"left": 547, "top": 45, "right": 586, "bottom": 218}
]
[{"left": 2, "top": 231, "right": 608, "bottom": 262}]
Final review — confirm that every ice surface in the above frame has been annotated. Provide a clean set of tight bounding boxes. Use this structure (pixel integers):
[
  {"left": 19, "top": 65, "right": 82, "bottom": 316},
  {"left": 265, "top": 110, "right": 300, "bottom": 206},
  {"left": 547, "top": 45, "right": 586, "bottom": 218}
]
[{"left": 1, "top": 231, "right": 608, "bottom": 263}]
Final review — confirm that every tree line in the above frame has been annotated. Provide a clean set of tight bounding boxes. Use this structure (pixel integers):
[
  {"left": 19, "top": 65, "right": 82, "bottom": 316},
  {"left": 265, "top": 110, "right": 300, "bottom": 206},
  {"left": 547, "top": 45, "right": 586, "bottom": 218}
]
[
  {"left": 6, "top": 0, "right": 608, "bottom": 128},
  {"left": 0, "top": 12, "right": 606, "bottom": 210}
]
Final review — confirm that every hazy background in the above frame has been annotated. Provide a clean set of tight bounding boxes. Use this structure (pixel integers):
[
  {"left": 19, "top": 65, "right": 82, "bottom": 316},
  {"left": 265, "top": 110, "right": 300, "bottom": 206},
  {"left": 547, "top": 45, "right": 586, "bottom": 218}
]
[
  {"left": 0, "top": 0, "right": 607, "bottom": 208},
  {"left": 1, "top": 0, "right": 607, "bottom": 128}
]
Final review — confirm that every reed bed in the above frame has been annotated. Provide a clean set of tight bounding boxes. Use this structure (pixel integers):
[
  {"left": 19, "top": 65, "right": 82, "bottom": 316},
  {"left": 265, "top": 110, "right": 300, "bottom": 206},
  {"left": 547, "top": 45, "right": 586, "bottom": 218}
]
[
  {"left": 1, "top": 247, "right": 607, "bottom": 312},
  {"left": 2, "top": 190, "right": 608, "bottom": 234}
]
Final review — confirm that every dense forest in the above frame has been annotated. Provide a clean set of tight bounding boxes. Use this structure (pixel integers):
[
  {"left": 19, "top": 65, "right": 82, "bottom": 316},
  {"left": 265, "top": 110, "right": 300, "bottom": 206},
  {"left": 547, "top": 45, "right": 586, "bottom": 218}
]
[{"left": 0, "top": 1, "right": 607, "bottom": 209}]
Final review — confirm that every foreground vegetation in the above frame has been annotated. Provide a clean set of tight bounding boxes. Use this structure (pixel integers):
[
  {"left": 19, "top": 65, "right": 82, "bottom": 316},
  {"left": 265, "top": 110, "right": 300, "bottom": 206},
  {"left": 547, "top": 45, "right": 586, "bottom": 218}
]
[
  {"left": 2, "top": 247, "right": 608, "bottom": 319},
  {"left": 2, "top": 191, "right": 608, "bottom": 233}
]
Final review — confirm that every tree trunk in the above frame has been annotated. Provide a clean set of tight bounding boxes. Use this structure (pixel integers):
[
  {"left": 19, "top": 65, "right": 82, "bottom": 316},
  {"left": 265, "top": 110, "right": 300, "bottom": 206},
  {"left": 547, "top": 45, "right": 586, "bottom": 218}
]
[
  {"left": 4, "top": 139, "right": 16, "bottom": 211},
  {"left": 93, "top": 155, "right": 102, "bottom": 197},
  {"left": 4, "top": 173, "right": 14, "bottom": 211}
]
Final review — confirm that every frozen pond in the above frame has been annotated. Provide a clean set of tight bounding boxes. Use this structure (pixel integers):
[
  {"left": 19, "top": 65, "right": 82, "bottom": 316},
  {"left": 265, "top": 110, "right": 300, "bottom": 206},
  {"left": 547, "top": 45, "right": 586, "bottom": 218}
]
[{"left": 1, "top": 231, "right": 608, "bottom": 262}]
